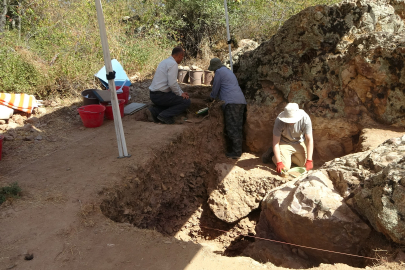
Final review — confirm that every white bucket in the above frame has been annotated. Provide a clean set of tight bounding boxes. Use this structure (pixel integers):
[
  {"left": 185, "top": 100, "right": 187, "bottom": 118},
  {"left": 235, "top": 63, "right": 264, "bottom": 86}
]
[{"left": 0, "top": 105, "right": 14, "bottom": 120}]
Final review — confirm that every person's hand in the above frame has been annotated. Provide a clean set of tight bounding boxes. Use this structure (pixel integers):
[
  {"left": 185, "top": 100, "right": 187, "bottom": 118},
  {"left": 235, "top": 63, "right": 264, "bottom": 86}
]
[
  {"left": 276, "top": 162, "right": 285, "bottom": 174},
  {"left": 181, "top": 92, "right": 189, "bottom": 99},
  {"left": 305, "top": 160, "right": 313, "bottom": 171}
]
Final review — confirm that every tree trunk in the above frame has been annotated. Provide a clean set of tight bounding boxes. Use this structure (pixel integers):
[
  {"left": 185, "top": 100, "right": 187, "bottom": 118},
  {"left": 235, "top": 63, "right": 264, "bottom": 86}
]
[{"left": 0, "top": 0, "right": 8, "bottom": 33}]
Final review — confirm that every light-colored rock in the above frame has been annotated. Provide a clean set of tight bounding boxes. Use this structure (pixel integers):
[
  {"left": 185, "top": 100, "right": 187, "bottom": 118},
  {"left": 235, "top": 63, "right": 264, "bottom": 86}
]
[
  {"left": 259, "top": 170, "right": 371, "bottom": 265},
  {"left": 11, "top": 114, "right": 25, "bottom": 126},
  {"left": 207, "top": 162, "right": 283, "bottom": 223},
  {"left": 224, "top": 39, "right": 259, "bottom": 69}
]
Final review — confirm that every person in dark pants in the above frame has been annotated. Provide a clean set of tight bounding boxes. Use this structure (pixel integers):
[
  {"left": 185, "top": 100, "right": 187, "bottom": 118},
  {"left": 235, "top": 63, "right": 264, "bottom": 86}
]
[
  {"left": 146, "top": 47, "right": 190, "bottom": 124},
  {"left": 208, "top": 58, "right": 247, "bottom": 159}
]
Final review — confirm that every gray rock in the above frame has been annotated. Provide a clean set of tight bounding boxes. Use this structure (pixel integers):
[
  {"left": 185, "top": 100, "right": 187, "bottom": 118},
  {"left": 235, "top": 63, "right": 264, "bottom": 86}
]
[
  {"left": 323, "top": 136, "right": 405, "bottom": 244},
  {"left": 26, "top": 117, "right": 39, "bottom": 125},
  {"left": 3, "top": 135, "right": 14, "bottom": 141},
  {"left": 259, "top": 170, "right": 371, "bottom": 265},
  {"left": 24, "top": 135, "right": 35, "bottom": 141}
]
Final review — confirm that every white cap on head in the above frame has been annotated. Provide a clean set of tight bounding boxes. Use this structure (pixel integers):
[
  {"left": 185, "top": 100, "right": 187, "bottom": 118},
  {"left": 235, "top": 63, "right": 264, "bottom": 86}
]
[{"left": 278, "top": 103, "right": 304, "bottom": 123}]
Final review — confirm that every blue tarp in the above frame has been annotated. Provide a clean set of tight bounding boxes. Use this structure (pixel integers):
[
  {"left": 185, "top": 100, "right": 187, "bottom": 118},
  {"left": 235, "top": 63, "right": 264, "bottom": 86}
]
[{"left": 95, "top": 59, "right": 132, "bottom": 88}]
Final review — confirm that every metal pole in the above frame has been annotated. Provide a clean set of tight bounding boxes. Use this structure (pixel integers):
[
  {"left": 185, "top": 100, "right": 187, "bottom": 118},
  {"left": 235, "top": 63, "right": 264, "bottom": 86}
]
[
  {"left": 224, "top": 0, "right": 233, "bottom": 72},
  {"left": 95, "top": 0, "right": 130, "bottom": 158}
]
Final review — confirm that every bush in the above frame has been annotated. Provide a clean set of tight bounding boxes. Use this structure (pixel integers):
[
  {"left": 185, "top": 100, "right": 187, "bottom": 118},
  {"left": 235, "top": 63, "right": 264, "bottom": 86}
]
[
  {"left": 0, "top": 0, "right": 343, "bottom": 98},
  {"left": 0, "top": 182, "right": 21, "bottom": 205}
]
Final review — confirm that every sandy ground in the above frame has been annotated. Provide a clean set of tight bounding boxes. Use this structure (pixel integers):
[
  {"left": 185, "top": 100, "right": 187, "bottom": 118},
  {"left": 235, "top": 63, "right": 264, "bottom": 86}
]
[{"left": 0, "top": 86, "right": 404, "bottom": 269}]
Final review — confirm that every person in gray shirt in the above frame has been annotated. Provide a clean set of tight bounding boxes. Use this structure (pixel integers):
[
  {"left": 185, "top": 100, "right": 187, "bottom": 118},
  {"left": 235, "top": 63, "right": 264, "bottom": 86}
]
[
  {"left": 263, "top": 103, "right": 314, "bottom": 174},
  {"left": 208, "top": 58, "right": 247, "bottom": 159},
  {"left": 146, "top": 47, "right": 190, "bottom": 124}
]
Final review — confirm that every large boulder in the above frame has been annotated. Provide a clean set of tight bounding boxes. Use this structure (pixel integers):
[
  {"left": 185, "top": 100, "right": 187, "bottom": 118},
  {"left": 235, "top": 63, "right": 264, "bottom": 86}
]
[
  {"left": 207, "top": 162, "right": 285, "bottom": 223},
  {"left": 258, "top": 170, "right": 371, "bottom": 265},
  {"left": 323, "top": 135, "right": 405, "bottom": 244},
  {"left": 237, "top": 0, "right": 405, "bottom": 158}
]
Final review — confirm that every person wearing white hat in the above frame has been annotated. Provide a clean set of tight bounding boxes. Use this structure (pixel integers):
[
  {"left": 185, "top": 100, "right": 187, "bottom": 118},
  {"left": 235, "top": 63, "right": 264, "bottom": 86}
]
[{"left": 267, "top": 103, "right": 314, "bottom": 174}]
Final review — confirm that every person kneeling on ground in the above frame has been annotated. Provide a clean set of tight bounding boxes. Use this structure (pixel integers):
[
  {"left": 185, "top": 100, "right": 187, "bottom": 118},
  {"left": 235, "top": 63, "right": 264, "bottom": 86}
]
[
  {"left": 263, "top": 103, "right": 314, "bottom": 174},
  {"left": 207, "top": 58, "right": 247, "bottom": 159},
  {"left": 146, "top": 47, "right": 190, "bottom": 124}
]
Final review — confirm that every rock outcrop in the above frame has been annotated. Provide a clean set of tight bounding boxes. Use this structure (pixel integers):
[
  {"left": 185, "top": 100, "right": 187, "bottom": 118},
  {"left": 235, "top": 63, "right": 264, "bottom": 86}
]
[
  {"left": 254, "top": 170, "right": 371, "bottom": 265},
  {"left": 236, "top": 0, "right": 405, "bottom": 159},
  {"left": 323, "top": 135, "right": 405, "bottom": 245}
]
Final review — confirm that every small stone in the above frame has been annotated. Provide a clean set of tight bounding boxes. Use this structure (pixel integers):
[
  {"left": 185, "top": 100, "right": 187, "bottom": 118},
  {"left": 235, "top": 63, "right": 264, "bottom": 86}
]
[
  {"left": 26, "top": 117, "right": 39, "bottom": 125},
  {"left": 0, "top": 120, "right": 5, "bottom": 124},
  {"left": 23, "top": 123, "right": 33, "bottom": 131},
  {"left": 11, "top": 115, "right": 25, "bottom": 125},
  {"left": 4, "top": 135, "right": 14, "bottom": 141},
  {"left": 24, "top": 253, "right": 34, "bottom": 260},
  {"left": 35, "top": 135, "right": 43, "bottom": 141},
  {"left": 24, "top": 135, "right": 35, "bottom": 141},
  {"left": 38, "top": 107, "right": 47, "bottom": 114},
  {"left": 7, "top": 122, "right": 18, "bottom": 129},
  {"left": 180, "top": 173, "right": 185, "bottom": 178}
]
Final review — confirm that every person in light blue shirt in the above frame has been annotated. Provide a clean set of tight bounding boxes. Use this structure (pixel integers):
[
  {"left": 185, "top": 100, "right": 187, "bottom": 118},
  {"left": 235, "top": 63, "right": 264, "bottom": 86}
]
[
  {"left": 147, "top": 47, "right": 190, "bottom": 124},
  {"left": 208, "top": 58, "right": 247, "bottom": 159}
]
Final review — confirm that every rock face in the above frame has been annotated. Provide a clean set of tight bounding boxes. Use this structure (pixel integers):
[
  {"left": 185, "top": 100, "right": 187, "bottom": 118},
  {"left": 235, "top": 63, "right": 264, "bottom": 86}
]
[
  {"left": 323, "top": 135, "right": 405, "bottom": 244},
  {"left": 223, "top": 39, "right": 259, "bottom": 70},
  {"left": 207, "top": 162, "right": 285, "bottom": 223},
  {"left": 257, "top": 170, "right": 371, "bottom": 265},
  {"left": 236, "top": 0, "right": 405, "bottom": 158}
]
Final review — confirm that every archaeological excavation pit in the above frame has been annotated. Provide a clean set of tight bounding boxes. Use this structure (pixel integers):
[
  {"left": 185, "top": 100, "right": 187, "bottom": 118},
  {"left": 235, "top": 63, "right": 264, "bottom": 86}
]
[{"left": 99, "top": 97, "right": 403, "bottom": 269}]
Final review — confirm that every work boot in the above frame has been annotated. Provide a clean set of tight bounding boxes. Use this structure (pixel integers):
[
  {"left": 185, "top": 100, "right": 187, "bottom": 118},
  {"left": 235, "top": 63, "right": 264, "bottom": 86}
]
[
  {"left": 262, "top": 147, "right": 274, "bottom": 164},
  {"left": 157, "top": 115, "right": 175, "bottom": 124},
  {"left": 226, "top": 152, "right": 241, "bottom": 159},
  {"left": 145, "top": 107, "right": 159, "bottom": 123}
]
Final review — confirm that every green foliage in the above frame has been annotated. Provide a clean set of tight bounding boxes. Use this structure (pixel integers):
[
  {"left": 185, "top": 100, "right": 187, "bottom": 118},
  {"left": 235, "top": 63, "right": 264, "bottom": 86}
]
[
  {"left": 0, "top": 182, "right": 21, "bottom": 205},
  {"left": 0, "top": 0, "right": 342, "bottom": 98}
]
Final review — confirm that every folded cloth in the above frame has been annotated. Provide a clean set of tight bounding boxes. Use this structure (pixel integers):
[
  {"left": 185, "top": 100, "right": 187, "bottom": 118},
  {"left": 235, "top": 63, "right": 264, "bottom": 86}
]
[{"left": 0, "top": 93, "right": 38, "bottom": 113}]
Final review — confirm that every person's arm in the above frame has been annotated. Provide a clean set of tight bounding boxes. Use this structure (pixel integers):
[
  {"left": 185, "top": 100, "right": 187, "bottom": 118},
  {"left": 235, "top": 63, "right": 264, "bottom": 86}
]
[
  {"left": 273, "top": 135, "right": 282, "bottom": 163},
  {"left": 305, "top": 133, "right": 313, "bottom": 161},
  {"left": 210, "top": 71, "right": 221, "bottom": 99},
  {"left": 168, "top": 64, "right": 184, "bottom": 96},
  {"left": 304, "top": 114, "right": 314, "bottom": 170}
]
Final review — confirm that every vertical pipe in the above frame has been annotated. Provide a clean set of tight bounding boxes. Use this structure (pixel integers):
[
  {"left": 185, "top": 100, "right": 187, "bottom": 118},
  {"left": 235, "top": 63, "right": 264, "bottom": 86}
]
[
  {"left": 224, "top": 0, "right": 233, "bottom": 72},
  {"left": 95, "top": 0, "right": 129, "bottom": 157}
]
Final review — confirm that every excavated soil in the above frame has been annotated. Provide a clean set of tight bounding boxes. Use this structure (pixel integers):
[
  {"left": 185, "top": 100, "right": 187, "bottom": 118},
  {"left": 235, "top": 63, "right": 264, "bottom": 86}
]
[
  {"left": 1, "top": 80, "right": 404, "bottom": 270},
  {"left": 100, "top": 100, "right": 403, "bottom": 268}
]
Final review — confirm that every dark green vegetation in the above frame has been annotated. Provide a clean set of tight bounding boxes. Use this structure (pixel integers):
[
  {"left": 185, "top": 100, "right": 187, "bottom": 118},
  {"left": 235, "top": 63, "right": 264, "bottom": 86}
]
[
  {"left": 0, "top": 182, "right": 21, "bottom": 205},
  {"left": 0, "top": 0, "right": 340, "bottom": 98}
]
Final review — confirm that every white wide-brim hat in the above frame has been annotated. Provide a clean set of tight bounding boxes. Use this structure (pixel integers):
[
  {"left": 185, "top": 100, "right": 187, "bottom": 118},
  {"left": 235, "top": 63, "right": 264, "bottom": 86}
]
[{"left": 278, "top": 103, "right": 304, "bottom": 123}]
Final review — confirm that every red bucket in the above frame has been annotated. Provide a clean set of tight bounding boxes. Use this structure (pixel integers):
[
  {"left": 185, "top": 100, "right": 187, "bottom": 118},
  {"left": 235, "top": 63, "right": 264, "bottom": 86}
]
[
  {"left": 103, "top": 99, "right": 125, "bottom": 120},
  {"left": 77, "top": 104, "right": 106, "bottom": 128},
  {"left": 0, "top": 135, "right": 3, "bottom": 161},
  {"left": 116, "top": 86, "right": 130, "bottom": 104}
]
